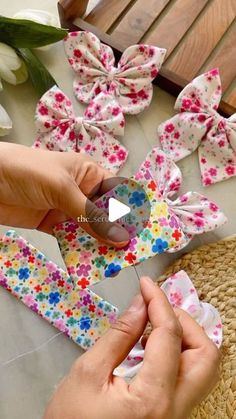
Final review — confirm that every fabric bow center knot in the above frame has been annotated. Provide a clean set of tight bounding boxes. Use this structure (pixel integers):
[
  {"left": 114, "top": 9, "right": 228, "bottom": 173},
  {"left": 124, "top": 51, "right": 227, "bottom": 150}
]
[
  {"left": 106, "top": 68, "right": 117, "bottom": 83},
  {"left": 73, "top": 116, "right": 84, "bottom": 131}
]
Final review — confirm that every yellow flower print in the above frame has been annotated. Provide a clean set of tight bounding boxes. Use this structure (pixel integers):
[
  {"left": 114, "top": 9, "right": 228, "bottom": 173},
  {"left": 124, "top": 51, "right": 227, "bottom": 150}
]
[
  {"left": 42, "top": 285, "right": 50, "bottom": 294},
  {"left": 88, "top": 329, "right": 97, "bottom": 339},
  {"left": 137, "top": 243, "right": 149, "bottom": 254},
  {"left": 93, "top": 270, "right": 101, "bottom": 282},
  {"left": 99, "top": 318, "right": 110, "bottom": 332},
  {"left": 39, "top": 267, "right": 48, "bottom": 278},
  {"left": 57, "top": 302, "right": 65, "bottom": 311},
  {"left": 9, "top": 278, "right": 17, "bottom": 287},
  {"left": 152, "top": 202, "right": 168, "bottom": 218},
  {"left": 39, "top": 303, "right": 47, "bottom": 311},
  {"left": 71, "top": 329, "right": 79, "bottom": 339},
  {"left": 169, "top": 239, "right": 177, "bottom": 248},
  {"left": 8, "top": 243, "right": 19, "bottom": 253},
  {"left": 68, "top": 291, "right": 79, "bottom": 305},
  {"left": 73, "top": 309, "right": 82, "bottom": 318},
  {"left": 147, "top": 191, "right": 155, "bottom": 201},
  {"left": 151, "top": 223, "right": 161, "bottom": 236},
  {"left": 12, "top": 260, "right": 20, "bottom": 270},
  {"left": 26, "top": 278, "right": 37, "bottom": 287},
  {"left": 106, "top": 251, "right": 116, "bottom": 262},
  {"left": 65, "top": 251, "right": 79, "bottom": 266}
]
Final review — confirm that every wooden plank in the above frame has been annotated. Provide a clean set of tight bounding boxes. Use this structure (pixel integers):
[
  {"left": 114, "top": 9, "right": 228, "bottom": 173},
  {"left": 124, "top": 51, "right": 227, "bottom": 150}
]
[
  {"left": 224, "top": 84, "right": 236, "bottom": 109},
  {"left": 59, "top": 0, "right": 89, "bottom": 19},
  {"left": 201, "top": 22, "right": 236, "bottom": 91},
  {"left": 166, "top": 0, "right": 236, "bottom": 80},
  {"left": 85, "top": 0, "right": 134, "bottom": 32},
  {"left": 110, "top": 0, "right": 170, "bottom": 48},
  {"left": 144, "top": 0, "right": 208, "bottom": 58}
]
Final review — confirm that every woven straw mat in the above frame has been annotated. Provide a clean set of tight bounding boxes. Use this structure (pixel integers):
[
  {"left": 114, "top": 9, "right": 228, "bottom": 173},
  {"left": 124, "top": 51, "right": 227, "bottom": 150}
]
[{"left": 154, "top": 236, "right": 236, "bottom": 419}]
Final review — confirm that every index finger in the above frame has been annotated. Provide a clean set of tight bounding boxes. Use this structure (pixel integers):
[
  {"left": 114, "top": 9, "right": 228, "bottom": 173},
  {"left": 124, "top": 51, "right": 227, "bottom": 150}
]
[{"left": 131, "top": 277, "right": 182, "bottom": 398}]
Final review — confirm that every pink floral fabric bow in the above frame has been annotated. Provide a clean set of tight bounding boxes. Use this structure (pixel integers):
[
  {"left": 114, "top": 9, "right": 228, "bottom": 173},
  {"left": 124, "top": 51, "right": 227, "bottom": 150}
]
[
  {"left": 158, "top": 69, "right": 236, "bottom": 186},
  {"left": 33, "top": 86, "right": 128, "bottom": 173},
  {"left": 64, "top": 31, "right": 166, "bottom": 114},
  {"left": 135, "top": 148, "right": 227, "bottom": 251},
  {"left": 115, "top": 270, "right": 223, "bottom": 378}
]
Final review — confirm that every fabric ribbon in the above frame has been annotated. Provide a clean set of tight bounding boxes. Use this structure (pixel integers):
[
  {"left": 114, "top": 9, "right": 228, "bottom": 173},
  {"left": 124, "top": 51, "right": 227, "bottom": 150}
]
[
  {"left": 135, "top": 148, "right": 227, "bottom": 251},
  {"left": 114, "top": 270, "right": 223, "bottom": 378},
  {"left": 64, "top": 31, "right": 166, "bottom": 114},
  {"left": 33, "top": 85, "right": 128, "bottom": 173},
  {"left": 158, "top": 69, "right": 236, "bottom": 186}
]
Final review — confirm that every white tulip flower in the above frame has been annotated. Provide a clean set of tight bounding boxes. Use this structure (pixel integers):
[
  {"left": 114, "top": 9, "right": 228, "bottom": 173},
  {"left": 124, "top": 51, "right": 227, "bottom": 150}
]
[
  {"left": 0, "top": 42, "right": 28, "bottom": 90},
  {"left": 0, "top": 104, "right": 12, "bottom": 136}
]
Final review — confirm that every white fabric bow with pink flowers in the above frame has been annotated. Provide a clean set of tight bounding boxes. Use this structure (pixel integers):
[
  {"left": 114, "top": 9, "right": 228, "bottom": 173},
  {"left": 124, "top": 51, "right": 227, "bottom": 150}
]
[
  {"left": 158, "top": 69, "right": 236, "bottom": 186},
  {"left": 33, "top": 85, "right": 128, "bottom": 173},
  {"left": 115, "top": 270, "right": 223, "bottom": 378},
  {"left": 64, "top": 31, "right": 166, "bottom": 114}
]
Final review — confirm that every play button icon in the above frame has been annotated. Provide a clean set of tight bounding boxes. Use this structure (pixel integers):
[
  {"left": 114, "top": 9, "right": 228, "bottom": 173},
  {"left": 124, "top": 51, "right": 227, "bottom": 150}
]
[{"left": 108, "top": 198, "right": 131, "bottom": 222}]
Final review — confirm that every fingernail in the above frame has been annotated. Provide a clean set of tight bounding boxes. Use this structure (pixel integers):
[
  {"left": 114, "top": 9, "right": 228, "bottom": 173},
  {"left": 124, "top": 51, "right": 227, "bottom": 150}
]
[
  {"left": 127, "top": 294, "right": 144, "bottom": 312},
  {"left": 107, "top": 225, "right": 129, "bottom": 243}
]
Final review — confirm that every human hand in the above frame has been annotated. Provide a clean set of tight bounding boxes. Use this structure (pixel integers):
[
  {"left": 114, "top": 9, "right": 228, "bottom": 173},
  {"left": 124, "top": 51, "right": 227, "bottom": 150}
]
[
  {"left": 44, "top": 276, "right": 220, "bottom": 419},
  {"left": 0, "top": 143, "right": 129, "bottom": 247}
]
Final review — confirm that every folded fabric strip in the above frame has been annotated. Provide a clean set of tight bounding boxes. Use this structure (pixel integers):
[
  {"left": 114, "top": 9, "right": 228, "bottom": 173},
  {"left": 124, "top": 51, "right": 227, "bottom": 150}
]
[
  {"left": 0, "top": 230, "right": 119, "bottom": 350},
  {"left": 158, "top": 68, "right": 236, "bottom": 186},
  {"left": 54, "top": 148, "right": 226, "bottom": 286},
  {"left": 33, "top": 86, "right": 128, "bottom": 173},
  {"left": 64, "top": 31, "right": 166, "bottom": 114},
  {"left": 114, "top": 270, "right": 223, "bottom": 378}
]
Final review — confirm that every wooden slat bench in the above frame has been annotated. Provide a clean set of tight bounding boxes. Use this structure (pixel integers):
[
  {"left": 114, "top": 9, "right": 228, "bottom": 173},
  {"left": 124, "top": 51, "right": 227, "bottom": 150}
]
[{"left": 58, "top": 0, "right": 236, "bottom": 116}]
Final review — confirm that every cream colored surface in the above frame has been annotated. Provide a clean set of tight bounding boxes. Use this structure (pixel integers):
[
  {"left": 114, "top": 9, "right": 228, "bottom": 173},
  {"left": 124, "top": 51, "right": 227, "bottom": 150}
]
[{"left": 0, "top": 1, "right": 235, "bottom": 418}]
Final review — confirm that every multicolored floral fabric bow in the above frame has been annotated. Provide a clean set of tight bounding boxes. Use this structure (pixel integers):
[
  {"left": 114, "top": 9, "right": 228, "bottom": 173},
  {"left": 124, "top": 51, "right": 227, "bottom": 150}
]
[
  {"left": 114, "top": 270, "right": 223, "bottom": 378},
  {"left": 158, "top": 69, "right": 236, "bottom": 186},
  {"left": 54, "top": 148, "right": 226, "bottom": 286},
  {"left": 0, "top": 230, "right": 119, "bottom": 350},
  {"left": 33, "top": 85, "right": 128, "bottom": 173},
  {"left": 64, "top": 31, "right": 166, "bottom": 114}
]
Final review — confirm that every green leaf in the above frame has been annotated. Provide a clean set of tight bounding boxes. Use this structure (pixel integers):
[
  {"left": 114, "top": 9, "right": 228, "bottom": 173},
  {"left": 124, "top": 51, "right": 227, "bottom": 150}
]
[
  {"left": 0, "top": 16, "right": 67, "bottom": 48},
  {"left": 17, "top": 48, "right": 57, "bottom": 97}
]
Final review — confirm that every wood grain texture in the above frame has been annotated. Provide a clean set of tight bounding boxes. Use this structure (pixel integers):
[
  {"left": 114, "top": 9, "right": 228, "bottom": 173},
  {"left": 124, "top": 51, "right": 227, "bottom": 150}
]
[
  {"left": 85, "top": 0, "right": 134, "bottom": 32},
  {"left": 166, "top": 0, "right": 236, "bottom": 79},
  {"left": 144, "top": 0, "right": 208, "bottom": 57},
  {"left": 110, "top": 0, "right": 170, "bottom": 48},
  {"left": 59, "top": 0, "right": 89, "bottom": 19},
  {"left": 201, "top": 22, "right": 236, "bottom": 90},
  {"left": 224, "top": 85, "right": 236, "bottom": 108}
]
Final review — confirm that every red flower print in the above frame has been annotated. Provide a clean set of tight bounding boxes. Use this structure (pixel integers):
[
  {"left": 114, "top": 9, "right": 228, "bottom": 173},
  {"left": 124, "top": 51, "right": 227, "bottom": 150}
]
[
  {"left": 151, "top": 68, "right": 158, "bottom": 78},
  {"left": 210, "top": 68, "right": 219, "bottom": 77},
  {"left": 112, "top": 107, "right": 121, "bottom": 116},
  {"left": 95, "top": 86, "right": 101, "bottom": 95},
  {"left": 194, "top": 218, "right": 205, "bottom": 228},
  {"left": 209, "top": 168, "right": 217, "bottom": 176},
  {"left": 174, "top": 131, "right": 180, "bottom": 139},
  {"left": 117, "top": 149, "right": 126, "bottom": 161},
  {"left": 198, "top": 114, "right": 206, "bottom": 122},
  {"left": 148, "top": 180, "right": 156, "bottom": 191},
  {"left": 77, "top": 277, "right": 90, "bottom": 289},
  {"left": 209, "top": 202, "right": 219, "bottom": 212},
  {"left": 4, "top": 260, "right": 12, "bottom": 268},
  {"left": 139, "top": 45, "right": 145, "bottom": 53},
  {"left": 165, "top": 123, "right": 175, "bottom": 133},
  {"left": 69, "top": 131, "right": 76, "bottom": 141},
  {"left": 225, "top": 165, "right": 235, "bottom": 175},
  {"left": 218, "top": 140, "right": 225, "bottom": 147},
  {"left": 57, "top": 279, "right": 65, "bottom": 287},
  {"left": 204, "top": 177, "right": 212, "bottom": 186},
  {"left": 74, "top": 49, "right": 82, "bottom": 58},
  {"left": 172, "top": 230, "right": 182, "bottom": 241},
  {"left": 182, "top": 98, "right": 192, "bottom": 109},
  {"left": 59, "top": 122, "right": 70, "bottom": 135},
  {"left": 156, "top": 154, "right": 164, "bottom": 164},
  {"left": 148, "top": 47, "right": 155, "bottom": 57},
  {"left": 120, "top": 119, "right": 125, "bottom": 128},
  {"left": 88, "top": 304, "right": 96, "bottom": 312},
  {"left": 28, "top": 256, "right": 35, "bottom": 263},
  {"left": 65, "top": 309, "right": 73, "bottom": 317},
  {"left": 98, "top": 246, "right": 108, "bottom": 255},
  {"left": 34, "top": 285, "right": 42, "bottom": 293},
  {"left": 55, "top": 93, "right": 65, "bottom": 102},
  {"left": 38, "top": 105, "right": 48, "bottom": 115},
  {"left": 109, "top": 155, "right": 117, "bottom": 163},
  {"left": 44, "top": 122, "right": 50, "bottom": 129},
  {"left": 201, "top": 157, "right": 207, "bottom": 164},
  {"left": 124, "top": 252, "right": 136, "bottom": 264},
  {"left": 65, "top": 233, "right": 76, "bottom": 242}
]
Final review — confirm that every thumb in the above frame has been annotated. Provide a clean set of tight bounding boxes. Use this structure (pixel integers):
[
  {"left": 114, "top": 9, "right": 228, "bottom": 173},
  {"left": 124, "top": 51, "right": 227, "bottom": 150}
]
[
  {"left": 80, "top": 294, "right": 148, "bottom": 380},
  {"left": 56, "top": 181, "right": 130, "bottom": 248}
]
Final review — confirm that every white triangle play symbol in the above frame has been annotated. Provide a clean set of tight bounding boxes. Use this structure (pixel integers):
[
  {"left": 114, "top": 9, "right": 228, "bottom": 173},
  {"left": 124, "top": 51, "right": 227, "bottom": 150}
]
[{"left": 108, "top": 197, "right": 131, "bottom": 222}]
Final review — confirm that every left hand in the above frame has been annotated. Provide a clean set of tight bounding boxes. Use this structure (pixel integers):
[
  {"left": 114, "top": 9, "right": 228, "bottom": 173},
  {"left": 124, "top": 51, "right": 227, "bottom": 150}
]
[{"left": 0, "top": 143, "right": 129, "bottom": 247}]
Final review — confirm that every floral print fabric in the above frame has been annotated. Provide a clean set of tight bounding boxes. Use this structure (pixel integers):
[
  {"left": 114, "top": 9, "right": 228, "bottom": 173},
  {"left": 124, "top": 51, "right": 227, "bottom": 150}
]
[
  {"left": 0, "top": 230, "right": 119, "bottom": 350},
  {"left": 54, "top": 149, "right": 226, "bottom": 285},
  {"left": 64, "top": 31, "right": 166, "bottom": 114},
  {"left": 114, "top": 270, "right": 223, "bottom": 378},
  {"left": 158, "top": 69, "right": 236, "bottom": 186},
  {"left": 33, "top": 86, "right": 128, "bottom": 173}
]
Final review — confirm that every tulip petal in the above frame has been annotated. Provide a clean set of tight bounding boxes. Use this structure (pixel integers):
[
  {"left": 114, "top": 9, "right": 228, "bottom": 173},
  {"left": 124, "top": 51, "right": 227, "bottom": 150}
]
[
  {"left": 13, "top": 59, "right": 28, "bottom": 84},
  {"left": 13, "top": 9, "right": 60, "bottom": 28},
  {"left": 0, "top": 42, "right": 21, "bottom": 70},
  {"left": 0, "top": 104, "right": 12, "bottom": 136},
  {"left": 0, "top": 60, "right": 17, "bottom": 84}
]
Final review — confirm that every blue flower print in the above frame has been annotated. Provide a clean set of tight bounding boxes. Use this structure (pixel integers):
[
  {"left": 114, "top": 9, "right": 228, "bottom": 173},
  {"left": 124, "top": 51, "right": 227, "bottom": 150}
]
[
  {"left": 79, "top": 316, "right": 92, "bottom": 331},
  {"left": 152, "top": 238, "right": 168, "bottom": 254},
  {"left": 18, "top": 267, "right": 30, "bottom": 280},
  {"left": 129, "top": 191, "right": 145, "bottom": 207},
  {"left": 48, "top": 291, "right": 60, "bottom": 305},
  {"left": 104, "top": 263, "right": 121, "bottom": 278}
]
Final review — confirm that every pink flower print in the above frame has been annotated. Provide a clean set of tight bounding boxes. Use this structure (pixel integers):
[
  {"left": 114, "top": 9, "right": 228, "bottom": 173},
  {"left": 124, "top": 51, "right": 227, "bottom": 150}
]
[
  {"left": 108, "top": 312, "right": 118, "bottom": 324},
  {"left": 209, "top": 168, "right": 217, "bottom": 177},
  {"left": 77, "top": 264, "right": 91, "bottom": 277},
  {"left": 209, "top": 202, "right": 219, "bottom": 212},
  {"left": 144, "top": 160, "right": 151, "bottom": 168},
  {"left": 109, "top": 155, "right": 117, "bottom": 163},
  {"left": 180, "top": 194, "right": 188, "bottom": 203},
  {"left": 54, "top": 319, "right": 67, "bottom": 332},
  {"left": 174, "top": 131, "right": 180, "bottom": 139},
  {"left": 74, "top": 49, "right": 82, "bottom": 58},
  {"left": 194, "top": 218, "right": 205, "bottom": 228},
  {"left": 187, "top": 304, "right": 198, "bottom": 315},
  {"left": 79, "top": 251, "right": 92, "bottom": 264},
  {"left": 38, "top": 105, "right": 48, "bottom": 115},
  {"left": 112, "top": 107, "right": 121, "bottom": 116},
  {"left": 197, "top": 114, "right": 207, "bottom": 122},
  {"left": 23, "top": 295, "right": 35, "bottom": 306},
  {"left": 182, "top": 98, "right": 192, "bottom": 109},
  {"left": 156, "top": 153, "right": 165, "bottom": 164},
  {"left": 159, "top": 217, "right": 168, "bottom": 227},
  {"left": 201, "top": 157, "right": 207, "bottom": 164},
  {"left": 169, "top": 290, "right": 183, "bottom": 307},
  {"left": 17, "top": 238, "right": 26, "bottom": 249},
  {"left": 55, "top": 92, "right": 65, "bottom": 102},
  {"left": 225, "top": 165, "right": 235, "bottom": 175},
  {"left": 165, "top": 123, "right": 175, "bottom": 133},
  {"left": 46, "top": 261, "right": 56, "bottom": 273},
  {"left": 218, "top": 140, "right": 225, "bottom": 147},
  {"left": 117, "top": 149, "right": 126, "bottom": 161},
  {"left": 44, "top": 277, "right": 52, "bottom": 284},
  {"left": 203, "top": 177, "right": 212, "bottom": 186}
]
